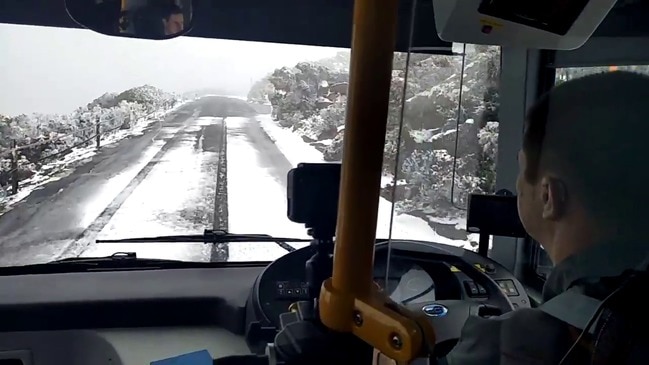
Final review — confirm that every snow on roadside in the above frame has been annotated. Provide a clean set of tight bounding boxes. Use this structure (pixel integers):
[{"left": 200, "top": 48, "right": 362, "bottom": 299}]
[
  {"left": 257, "top": 114, "right": 468, "bottom": 248},
  {"left": 226, "top": 117, "right": 310, "bottom": 262},
  {"left": 257, "top": 114, "right": 325, "bottom": 167},
  {"left": 0, "top": 100, "right": 191, "bottom": 217}
]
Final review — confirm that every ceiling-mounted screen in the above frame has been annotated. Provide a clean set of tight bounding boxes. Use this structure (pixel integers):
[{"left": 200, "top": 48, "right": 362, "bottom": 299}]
[
  {"left": 432, "top": 0, "right": 617, "bottom": 50},
  {"left": 478, "top": 0, "right": 591, "bottom": 35}
]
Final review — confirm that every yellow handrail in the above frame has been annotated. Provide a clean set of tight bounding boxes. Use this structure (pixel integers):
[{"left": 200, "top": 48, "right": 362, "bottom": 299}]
[{"left": 318, "top": 0, "right": 437, "bottom": 363}]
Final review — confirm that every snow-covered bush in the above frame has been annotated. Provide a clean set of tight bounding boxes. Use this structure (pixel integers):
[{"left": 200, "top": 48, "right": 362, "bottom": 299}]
[
  {"left": 254, "top": 46, "right": 501, "bottom": 226},
  {"left": 0, "top": 85, "right": 178, "bottom": 190}
]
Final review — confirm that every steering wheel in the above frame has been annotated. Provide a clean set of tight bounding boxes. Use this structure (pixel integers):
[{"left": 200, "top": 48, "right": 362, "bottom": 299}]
[
  {"left": 250, "top": 240, "right": 521, "bottom": 358},
  {"left": 401, "top": 255, "right": 515, "bottom": 356}
]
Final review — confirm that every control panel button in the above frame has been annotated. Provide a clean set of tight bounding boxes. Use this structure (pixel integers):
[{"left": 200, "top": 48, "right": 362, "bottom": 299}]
[
  {"left": 466, "top": 281, "right": 479, "bottom": 295},
  {"left": 496, "top": 279, "right": 519, "bottom": 296},
  {"left": 477, "top": 285, "right": 487, "bottom": 295},
  {"left": 275, "top": 281, "right": 309, "bottom": 299},
  {"left": 464, "top": 281, "right": 487, "bottom": 297}
]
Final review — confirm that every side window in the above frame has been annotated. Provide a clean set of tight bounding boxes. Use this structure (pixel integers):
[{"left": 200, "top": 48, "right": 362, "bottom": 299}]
[
  {"left": 556, "top": 65, "right": 649, "bottom": 83},
  {"left": 384, "top": 45, "right": 502, "bottom": 251}
]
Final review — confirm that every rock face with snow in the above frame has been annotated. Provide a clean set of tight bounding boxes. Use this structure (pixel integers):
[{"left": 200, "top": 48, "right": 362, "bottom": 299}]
[
  {"left": 251, "top": 47, "right": 501, "bottom": 239},
  {"left": 251, "top": 52, "right": 649, "bottom": 240}
]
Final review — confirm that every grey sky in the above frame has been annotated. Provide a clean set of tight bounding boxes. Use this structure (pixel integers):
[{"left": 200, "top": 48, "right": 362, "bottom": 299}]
[{"left": 0, "top": 23, "right": 341, "bottom": 116}]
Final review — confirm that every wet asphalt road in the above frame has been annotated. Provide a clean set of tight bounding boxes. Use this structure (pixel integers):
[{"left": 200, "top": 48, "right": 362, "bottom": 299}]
[{"left": 0, "top": 96, "right": 257, "bottom": 266}]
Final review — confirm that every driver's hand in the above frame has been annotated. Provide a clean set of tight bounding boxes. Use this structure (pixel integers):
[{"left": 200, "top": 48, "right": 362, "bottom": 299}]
[{"left": 372, "top": 349, "right": 396, "bottom": 365}]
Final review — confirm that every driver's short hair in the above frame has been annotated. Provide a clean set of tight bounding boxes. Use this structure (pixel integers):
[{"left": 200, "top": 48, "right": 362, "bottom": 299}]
[
  {"left": 523, "top": 70, "right": 649, "bottom": 227},
  {"left": 168, "top": 4, "right": 183, "bottom": 15},
  {"left": 160, "top": 2, "right": 182, "bottom": 19}
]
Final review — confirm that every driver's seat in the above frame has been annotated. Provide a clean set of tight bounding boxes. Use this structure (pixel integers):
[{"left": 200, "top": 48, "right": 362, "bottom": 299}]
[{"left": 540, "top": 263, "right": 649, "bottom": 364}]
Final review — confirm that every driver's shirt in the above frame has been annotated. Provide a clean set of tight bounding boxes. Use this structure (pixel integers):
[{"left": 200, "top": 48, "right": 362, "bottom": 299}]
[{"left": 445, "top": 239, "right": 648, "bottom": 365}]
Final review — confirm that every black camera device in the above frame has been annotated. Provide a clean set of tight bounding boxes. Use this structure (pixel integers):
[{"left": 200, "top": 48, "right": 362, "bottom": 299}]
[
  {"left": 287, "top": 163, "right": 341, "bottom": 239},
  {"left": 467, "top": 191, "right": 527, "bottom": 257}
]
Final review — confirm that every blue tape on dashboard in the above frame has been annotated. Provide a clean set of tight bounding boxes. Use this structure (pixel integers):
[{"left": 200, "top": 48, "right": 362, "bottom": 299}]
[{"left": 151, "top": 349, "right": 212, "bottom": 365}]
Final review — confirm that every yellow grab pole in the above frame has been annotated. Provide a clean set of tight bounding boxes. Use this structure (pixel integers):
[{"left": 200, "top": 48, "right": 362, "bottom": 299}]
[
  {"left": 320, "top": 0, "right": 399, "bottom": 329},
  {"left": 331, "top": 0, "right": 399, "bottom": 298},
  {"left": 319, "top": 2, "right": 438, "bottom": 362}
]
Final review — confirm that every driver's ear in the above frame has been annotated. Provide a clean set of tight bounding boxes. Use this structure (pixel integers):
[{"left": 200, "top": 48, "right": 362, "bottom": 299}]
[{"left": 540, "top": 176, "right": 568, "bottom": 220}]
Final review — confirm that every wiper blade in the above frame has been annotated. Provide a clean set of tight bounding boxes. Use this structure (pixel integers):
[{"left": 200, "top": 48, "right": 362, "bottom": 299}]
[
  {"left": 0, "top": 252, "right": 268, "bottom": 276},
  {"left": 95, "top": 229, "right": 311, "bottom": 244},
  {"left": 49, "top": 251, "right": 174, "bottom": 264},
  {"left": 8, "top": 252, "right": 263, "bottom": 274}
]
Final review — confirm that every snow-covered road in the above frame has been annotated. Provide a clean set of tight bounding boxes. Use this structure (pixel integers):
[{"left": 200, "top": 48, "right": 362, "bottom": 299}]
[
  {"left": 0, "top": 96, "right": 467, "bottom": 267},
  {"left": 79, "top": 115, "right": 224, "bottom": 261},
  {"left": 226, "top": 117, "right": 310, "bottom": 261}
]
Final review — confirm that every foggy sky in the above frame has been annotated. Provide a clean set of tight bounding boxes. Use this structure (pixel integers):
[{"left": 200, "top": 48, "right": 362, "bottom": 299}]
[{"left": 0, "top": 23, "right": 341, "bottom": 116}]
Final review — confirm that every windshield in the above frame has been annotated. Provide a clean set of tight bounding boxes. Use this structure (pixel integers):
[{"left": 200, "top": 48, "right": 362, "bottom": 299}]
[{"left": 0, "top": 24, "right": 501, "bottom": 266}]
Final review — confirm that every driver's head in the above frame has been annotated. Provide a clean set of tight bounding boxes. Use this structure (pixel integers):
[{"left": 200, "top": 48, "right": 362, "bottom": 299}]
[
  {"left": 517, "top": 71, "right": 649, "bottom": 264},
  {"left": 162, "top": 4, "right": 184, "bottom": 35}
]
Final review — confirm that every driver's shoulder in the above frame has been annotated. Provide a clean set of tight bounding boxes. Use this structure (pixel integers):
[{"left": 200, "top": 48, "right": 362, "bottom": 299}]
[
  {"left": 448, "top": 308, "right": 575, "bottom": 365},
  {"left": 498, "top": 307, "right": 573, "bottom": 364}
]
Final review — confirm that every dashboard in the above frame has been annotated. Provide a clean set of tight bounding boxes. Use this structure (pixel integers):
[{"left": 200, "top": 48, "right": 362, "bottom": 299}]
[
  {"left": 0, "top": 240, "right": 530, "bottom": 364},
  {"left": 0, "top": 267, "right": 260, "bottom": 364},
  {"left": 247, "top": 240, "right": 530, "bottom": 352}
]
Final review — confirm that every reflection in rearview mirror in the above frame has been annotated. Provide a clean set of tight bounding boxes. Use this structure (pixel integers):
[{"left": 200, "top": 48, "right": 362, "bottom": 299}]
[{"left": 65, "top": 0, "right": 193, "bottom": 40}]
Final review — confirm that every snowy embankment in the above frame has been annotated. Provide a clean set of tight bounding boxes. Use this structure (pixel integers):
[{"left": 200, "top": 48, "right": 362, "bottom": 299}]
[
  {"left": 0, "top": 100, "right": 192, "bottom": 216},
  {"left": 225, "top": 117, "right": 311, "bottom": 261},
  {"left": 256, "top": 114, "right": 469, "bottom": 248}
]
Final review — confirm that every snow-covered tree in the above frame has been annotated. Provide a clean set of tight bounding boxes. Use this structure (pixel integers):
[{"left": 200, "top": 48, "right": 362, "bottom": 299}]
[
  {"left": 0, "top": 85, "right": 178, "bottom": 191},
  {"left": 257, "top": 46, "right": 503, "bottom": 223}
]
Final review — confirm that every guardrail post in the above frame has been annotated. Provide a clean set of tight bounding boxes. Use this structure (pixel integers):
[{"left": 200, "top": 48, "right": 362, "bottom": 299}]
[
  {"left": 10, "top": 140, "right": 18, "bottom": 195},
  {"left": 96, "top": 117, "right": 101, "bottom": 150}
]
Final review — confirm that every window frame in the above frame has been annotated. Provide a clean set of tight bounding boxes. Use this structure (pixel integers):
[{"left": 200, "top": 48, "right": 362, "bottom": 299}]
[
  {"left": 490, "top": 47, "right": 560, "bottom": 295},
  {"left": 551, "top": 37, "right": 649, "bottom": 68},
  {"left": 489, "top": 47, "right": 553, "bottom": 281}
]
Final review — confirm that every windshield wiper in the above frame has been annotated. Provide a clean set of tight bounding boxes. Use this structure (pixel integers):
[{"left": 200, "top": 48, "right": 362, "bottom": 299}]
[
  {"left": 95, "top": 229, "right": 311, "bottom": 253},
  {"left": 49, "top": 251, "right": 170, "bottom": 264},
  {"left": 95, "top": 229, "right": 311, "bottom": 244},
  {"left": 46, "top": 251, "right": 205, "bottom": 267},
  {"left": 0, "top": 251, "right": 268, "bottom": 275}
]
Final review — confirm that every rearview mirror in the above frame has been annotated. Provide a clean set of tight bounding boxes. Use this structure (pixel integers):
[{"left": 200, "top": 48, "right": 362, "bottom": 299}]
[{"left": 65, "top": 0, "right": 193, "bottom": 40}]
